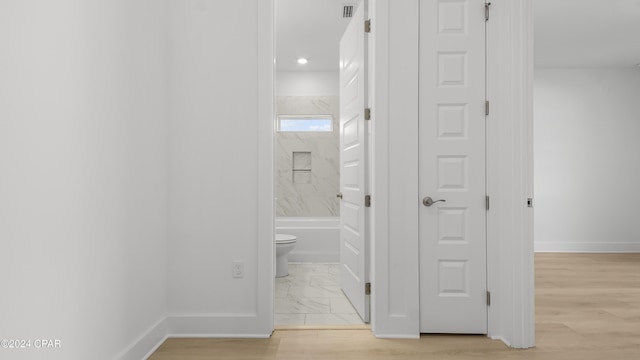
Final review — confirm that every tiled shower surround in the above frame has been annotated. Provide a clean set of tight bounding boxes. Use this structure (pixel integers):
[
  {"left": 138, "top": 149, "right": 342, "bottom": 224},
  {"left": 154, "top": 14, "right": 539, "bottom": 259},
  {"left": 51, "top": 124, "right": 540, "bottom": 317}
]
[{"left": 276, "top": 96, "right": 340, "bottom": 217}]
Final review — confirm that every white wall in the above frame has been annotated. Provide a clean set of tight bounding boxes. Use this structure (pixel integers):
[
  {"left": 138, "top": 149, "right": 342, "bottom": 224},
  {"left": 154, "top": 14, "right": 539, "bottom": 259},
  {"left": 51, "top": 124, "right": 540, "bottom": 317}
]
[
  {"left": 166, "top": 0, "right": 273, "bottom": 336},
  {"left": 534, "top": 68, "right": 640, "bottom": 252},
  {"left": 276, "top": 71, "right": 339, "bottom": 96},
  {"left": 0, "top": 1, "right": 169, "bottom": 359}
]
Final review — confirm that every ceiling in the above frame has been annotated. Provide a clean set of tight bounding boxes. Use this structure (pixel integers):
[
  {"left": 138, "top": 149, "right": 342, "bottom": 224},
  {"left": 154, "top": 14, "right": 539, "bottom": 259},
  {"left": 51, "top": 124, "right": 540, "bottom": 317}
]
[
  {"left": 276, "top": 0, "right": 358, "bottom": 72},
  {"left": 535, "top": 0, "right": 640, "bottom": 68},
  {"left": 276, "top": 0, "right": 640, "bottom": 72}
]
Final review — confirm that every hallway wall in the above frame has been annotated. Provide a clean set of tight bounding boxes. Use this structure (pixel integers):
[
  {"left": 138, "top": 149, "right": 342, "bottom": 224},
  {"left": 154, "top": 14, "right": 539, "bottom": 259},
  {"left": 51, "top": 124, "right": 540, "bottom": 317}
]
[
  {"left": 0, "top": 1, "right": 169, "bottom": 359},
  {"left": 166, "top": 0, "right": 273, "bottom": 336},
  {"left": 534, "top": 68, "right": 640, "bottom": 252}
]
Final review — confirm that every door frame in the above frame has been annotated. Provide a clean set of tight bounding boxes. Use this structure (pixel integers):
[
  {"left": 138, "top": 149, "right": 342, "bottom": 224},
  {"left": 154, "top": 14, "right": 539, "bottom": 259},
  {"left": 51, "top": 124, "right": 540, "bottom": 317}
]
[
  {"left": 268, "top": 0, "right": 374, "bottom": 329},
  {"left": 485, "top": 0, "right": 535, "bottom": 347},
  {"left": 338, "top": 0, "right": 371, "bottom": 323},
  {"left": 260, "top": 0, "right": 534, "bottom": 347},
  {"left": 362, "top": 0, "right": 533, "bottom": 345}
]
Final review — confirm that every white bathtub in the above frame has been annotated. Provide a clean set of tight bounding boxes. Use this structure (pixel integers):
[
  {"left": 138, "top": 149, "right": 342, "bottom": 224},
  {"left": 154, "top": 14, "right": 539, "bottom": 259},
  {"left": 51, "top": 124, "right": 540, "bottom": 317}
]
[{"left": 275, "top": 217, "right": 340, "bottom": 263}]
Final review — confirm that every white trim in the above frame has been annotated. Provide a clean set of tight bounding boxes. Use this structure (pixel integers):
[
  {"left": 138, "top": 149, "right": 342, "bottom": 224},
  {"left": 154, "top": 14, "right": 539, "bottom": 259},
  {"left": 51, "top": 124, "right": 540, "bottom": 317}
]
[
  {"left": 167, "top": 334, "right": 271, "bottom": 339},
  {"left": 167, "top": 315, "right": 272, "bottom": 336},
  {"left": 374, "top": 334, "right": 420, "bottom": 339},
  {"left": 486, "top": 0, "right": 535, "bottom": 348},
  {"left": 257, "top": 0, "right": 275, "bottom": 336},
  {"left": 370, "top": 0, "right": 421, "bottom": 338},
  {"left": 168, "top": 313, "right": 259, "bottom": 317},
  {"left": 366, "top": 0, "right": 376, "bottom": 333},
  {"left": 141, "top": 335, "right": 169, "bottom": 360},
  {"left": 114, "top": 318, "right": 168, "bottom": 360},
  {"left": 535, "top": 242, "right": 640, "bottom": 253},
  {"left": 489, "top": 335, "right": 511, "bottom": 347}
]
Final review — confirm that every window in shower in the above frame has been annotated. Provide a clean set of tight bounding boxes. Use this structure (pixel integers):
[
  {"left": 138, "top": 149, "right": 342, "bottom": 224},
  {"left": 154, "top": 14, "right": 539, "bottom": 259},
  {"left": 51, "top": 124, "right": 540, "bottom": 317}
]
[{"left": 277, "top": 115, "right": 333, "bottom": 132}]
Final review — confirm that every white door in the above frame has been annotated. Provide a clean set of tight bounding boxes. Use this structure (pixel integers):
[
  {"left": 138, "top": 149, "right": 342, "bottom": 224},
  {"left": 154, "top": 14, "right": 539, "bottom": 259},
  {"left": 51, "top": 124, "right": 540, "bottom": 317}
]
[
  {"left": 339, "top": 1, "right": 369, "bottom": 323},
  {"left": 419, "top": 0, "right": 487, "bottom": 333}
]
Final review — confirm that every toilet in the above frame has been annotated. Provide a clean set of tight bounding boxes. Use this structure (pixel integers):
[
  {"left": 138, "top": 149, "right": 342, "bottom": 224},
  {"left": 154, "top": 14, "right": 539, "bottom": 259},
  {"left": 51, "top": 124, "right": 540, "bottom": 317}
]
[{"left": 275, "top": 234, "right": 297, "bottom": 277}]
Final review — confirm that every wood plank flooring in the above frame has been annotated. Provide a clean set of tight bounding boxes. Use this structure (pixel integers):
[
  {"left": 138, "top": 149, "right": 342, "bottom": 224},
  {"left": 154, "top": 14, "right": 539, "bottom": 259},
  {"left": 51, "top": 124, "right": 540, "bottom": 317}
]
[{"left": 149, "top": 254, "right": 640, "bottom": 360}]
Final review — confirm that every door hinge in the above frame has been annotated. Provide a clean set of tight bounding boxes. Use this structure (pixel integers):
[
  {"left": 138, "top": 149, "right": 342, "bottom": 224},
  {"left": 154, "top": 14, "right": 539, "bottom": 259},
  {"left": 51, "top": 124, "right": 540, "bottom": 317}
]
[
  {"left": 365, "top": 19, "right": 371, "bottom": 33},
  {"left": 485, "top": 2, "right": 491, "bottom": 21},
  {"left": 364, "top": 108, "right": 371, "bottom": 120},
  {"left": 485, "top": 195, "right": 490, "bottom": 210},
  {"left": 365, "top": 282, "right": 371, "bottom": 295},
  {"left": 527, "top": 198, "right": 534, "bottom": 208},
  {"left": 486, "top": 291, "right": 491, "bottom": 306},
  {"left": 365, "top": 195, "right": 371, "bottom": 207},
  {"left": 485, "top": 100, "right": 490, "bottom": 116}
]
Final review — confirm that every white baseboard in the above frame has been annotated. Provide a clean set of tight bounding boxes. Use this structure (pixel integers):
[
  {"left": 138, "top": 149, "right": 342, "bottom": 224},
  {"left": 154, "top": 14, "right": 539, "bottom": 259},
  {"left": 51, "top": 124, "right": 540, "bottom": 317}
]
[
  {"left": 489, "top": 335, "right": 511, "bottom": 348},
  {"left": 535, "top": 241, "right": 640, "bottom": 253},
  {"left": 167, "top": 315, "right": 272, "bottom": 337},
  {"left": 115, "top": 318, "right": 168, "bottom": 360},
  {"left": 167, "top": 333, "right": 271, "bottom": 338},
  {"left": 115, "top": 315, "right": 272, "bottom": 359},
  {"left": 373, "top": 334, "right": 420, "bottom": 339}
]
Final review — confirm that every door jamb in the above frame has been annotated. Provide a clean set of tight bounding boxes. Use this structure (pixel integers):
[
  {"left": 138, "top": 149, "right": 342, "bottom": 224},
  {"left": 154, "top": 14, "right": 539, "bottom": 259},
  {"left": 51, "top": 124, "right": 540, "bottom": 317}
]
[{"left": 267, "top": 0, "right": 376, "bottom": 332}]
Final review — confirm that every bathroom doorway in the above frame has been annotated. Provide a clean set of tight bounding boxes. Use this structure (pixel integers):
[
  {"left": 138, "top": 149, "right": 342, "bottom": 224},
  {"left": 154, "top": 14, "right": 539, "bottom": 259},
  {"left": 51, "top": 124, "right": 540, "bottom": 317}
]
[{"left": 273, "top": 0, "right": 370, "bottom": 327}]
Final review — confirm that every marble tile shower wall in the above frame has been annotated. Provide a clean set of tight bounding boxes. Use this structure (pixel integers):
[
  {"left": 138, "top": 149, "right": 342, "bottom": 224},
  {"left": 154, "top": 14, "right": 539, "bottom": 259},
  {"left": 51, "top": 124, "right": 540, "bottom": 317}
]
[{"left": 276, "top": 96, "right": 340, "bottom": 217}]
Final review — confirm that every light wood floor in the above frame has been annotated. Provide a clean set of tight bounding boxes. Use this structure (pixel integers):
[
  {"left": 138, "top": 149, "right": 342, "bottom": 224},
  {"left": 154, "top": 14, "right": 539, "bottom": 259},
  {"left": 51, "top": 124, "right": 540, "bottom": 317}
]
[{"left": 149, "top": 254, "right": 640, "bottom": 359}]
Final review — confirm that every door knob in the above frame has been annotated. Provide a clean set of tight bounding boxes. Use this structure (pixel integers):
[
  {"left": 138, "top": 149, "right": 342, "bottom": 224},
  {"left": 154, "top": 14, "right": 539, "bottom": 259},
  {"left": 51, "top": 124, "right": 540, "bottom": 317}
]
[
  {"left": 337, "top": 192, "right": 343, "bottom": 199},
  {"left": 423, "top": 197, "right": 446, "bottom": 207}
]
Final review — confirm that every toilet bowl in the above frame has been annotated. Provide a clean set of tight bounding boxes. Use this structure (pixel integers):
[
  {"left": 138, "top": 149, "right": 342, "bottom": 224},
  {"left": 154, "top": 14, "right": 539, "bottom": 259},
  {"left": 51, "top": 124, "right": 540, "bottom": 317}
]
[{"left": 275, "top": 234, "right": 297, "bottom": 277}]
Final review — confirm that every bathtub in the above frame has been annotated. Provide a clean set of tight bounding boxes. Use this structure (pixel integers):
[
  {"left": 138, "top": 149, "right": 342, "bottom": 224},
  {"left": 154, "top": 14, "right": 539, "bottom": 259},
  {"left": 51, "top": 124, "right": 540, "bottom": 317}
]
[{"left": 275, "top": 217, "right": 340, "bottom": 263}]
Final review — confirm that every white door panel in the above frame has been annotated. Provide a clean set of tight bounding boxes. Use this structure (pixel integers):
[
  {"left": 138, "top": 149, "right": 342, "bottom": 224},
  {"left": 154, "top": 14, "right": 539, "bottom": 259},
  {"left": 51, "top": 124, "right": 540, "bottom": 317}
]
[
  {"left": 339, "top": 1, "right": 369, "bottom": 323},
  {"left": 419, "top": 0, "right": 487, "bottom": 334}
]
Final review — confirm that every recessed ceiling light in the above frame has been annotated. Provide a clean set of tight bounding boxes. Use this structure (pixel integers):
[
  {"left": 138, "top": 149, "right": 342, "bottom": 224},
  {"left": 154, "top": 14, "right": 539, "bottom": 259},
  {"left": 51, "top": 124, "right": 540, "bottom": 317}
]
[{"left": 297, "top": 58, "right": 308, "bottom": 65}]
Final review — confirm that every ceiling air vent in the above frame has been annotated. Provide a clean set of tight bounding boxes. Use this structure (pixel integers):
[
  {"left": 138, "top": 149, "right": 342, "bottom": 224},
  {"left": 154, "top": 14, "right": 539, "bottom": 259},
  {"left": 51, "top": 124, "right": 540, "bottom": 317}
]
[{"left": 342, "top": 4, "right": 355, "bottom": 18}]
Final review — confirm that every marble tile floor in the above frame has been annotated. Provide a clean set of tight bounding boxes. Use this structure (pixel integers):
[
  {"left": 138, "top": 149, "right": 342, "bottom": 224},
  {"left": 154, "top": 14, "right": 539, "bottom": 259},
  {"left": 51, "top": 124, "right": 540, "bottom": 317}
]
[{"left": 275, "top": 263, "right": 365, "bottom": 326}]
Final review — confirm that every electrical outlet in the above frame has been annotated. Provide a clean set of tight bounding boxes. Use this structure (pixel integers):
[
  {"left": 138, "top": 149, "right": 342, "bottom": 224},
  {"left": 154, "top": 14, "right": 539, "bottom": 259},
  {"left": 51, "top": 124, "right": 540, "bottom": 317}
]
[{"left": 232, "top": 261, "right": 244, "bottom": 279}]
